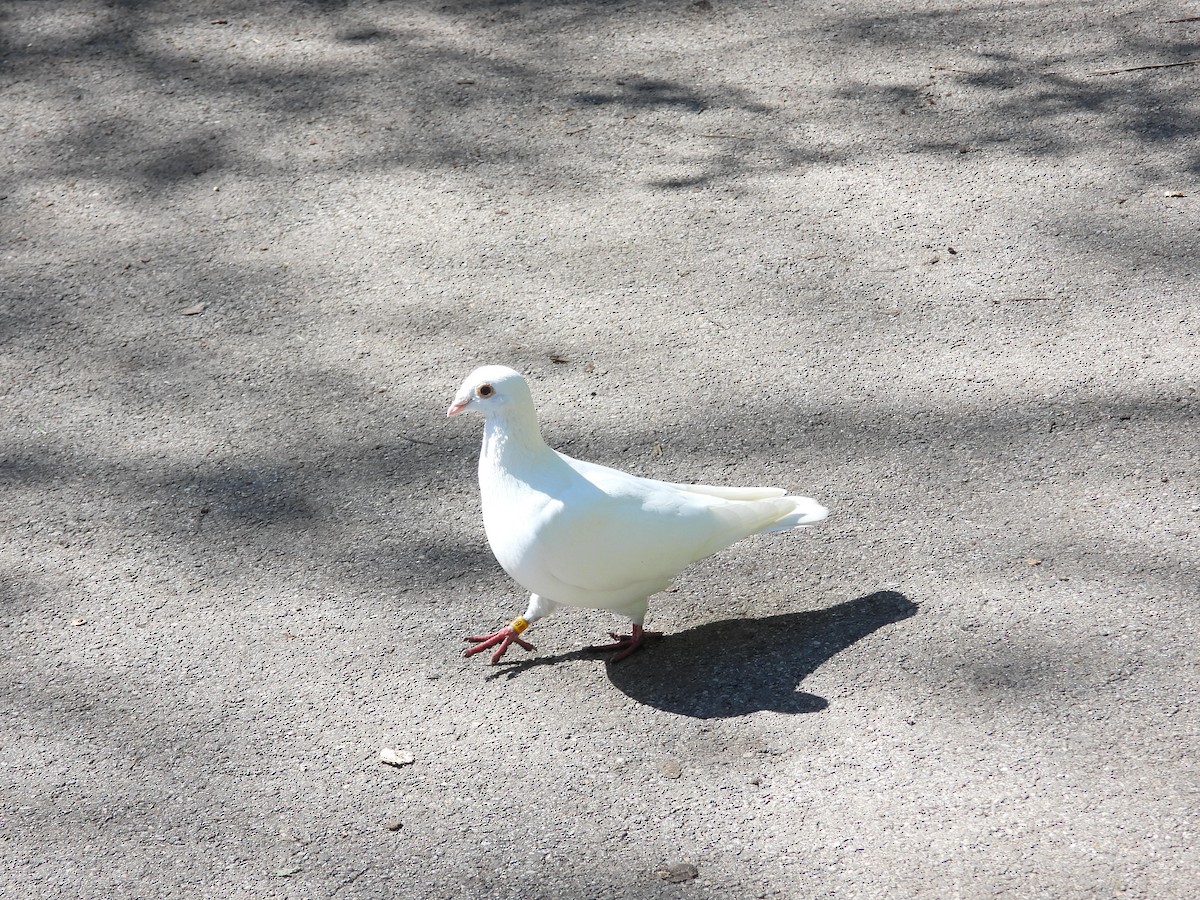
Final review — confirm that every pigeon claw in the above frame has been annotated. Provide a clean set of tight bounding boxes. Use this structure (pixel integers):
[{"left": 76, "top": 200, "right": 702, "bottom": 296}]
[
  {"left": 463, "top": 626, "right": 536, "bottom": 664},
  {"left": 588, "top": 624, "right": 663, "bottom": 663}
]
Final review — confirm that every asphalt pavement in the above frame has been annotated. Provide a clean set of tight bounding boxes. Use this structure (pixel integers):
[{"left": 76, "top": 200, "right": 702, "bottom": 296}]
[{"left": 2, "top": 2, "right": 1197, "bottom": 898}]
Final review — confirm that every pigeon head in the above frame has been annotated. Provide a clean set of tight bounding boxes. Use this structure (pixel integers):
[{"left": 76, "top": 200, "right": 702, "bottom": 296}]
[{"left": 447, "top": 365, "right": 532, "bottom": 418}]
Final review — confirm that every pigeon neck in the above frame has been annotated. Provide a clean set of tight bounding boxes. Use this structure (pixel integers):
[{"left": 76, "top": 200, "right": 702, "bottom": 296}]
[{"left": 481, "top": 405, "right": 549, "bottom": 468}]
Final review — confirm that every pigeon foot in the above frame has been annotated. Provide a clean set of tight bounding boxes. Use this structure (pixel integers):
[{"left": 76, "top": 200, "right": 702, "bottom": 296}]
[
  {"left": 464, "top": 625, "right": 536, "bottom": 664},
  {"left": 589, "top": 624, "right": 663, "bottom": 662}
]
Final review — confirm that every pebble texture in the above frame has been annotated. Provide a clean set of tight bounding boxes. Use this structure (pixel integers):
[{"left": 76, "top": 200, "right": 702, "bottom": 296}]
[{"left": 1, "top": 2, "right": 1197, "bottom": 898}]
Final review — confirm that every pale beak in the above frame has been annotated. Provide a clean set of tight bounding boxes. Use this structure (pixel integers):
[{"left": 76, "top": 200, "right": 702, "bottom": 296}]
[{"left": 447, "top": 397, "right": 470, "bottom": 417}]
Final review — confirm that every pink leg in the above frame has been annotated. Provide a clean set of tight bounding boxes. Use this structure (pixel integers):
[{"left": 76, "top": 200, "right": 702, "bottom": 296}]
[
  {"left": 463, "top": 625, "right": 536, "bottom": 664},
  {"left": 589, "top": 624, "right": 663, "bottom": 662}
]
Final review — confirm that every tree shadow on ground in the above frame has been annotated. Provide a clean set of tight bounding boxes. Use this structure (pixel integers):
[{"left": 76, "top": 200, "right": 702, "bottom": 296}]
[
  {"left": 490, "top": 590, "right": 916, "bottom": 718},
  {"left": 828, "top": 5, "right": 1200, "bottom": 176}
]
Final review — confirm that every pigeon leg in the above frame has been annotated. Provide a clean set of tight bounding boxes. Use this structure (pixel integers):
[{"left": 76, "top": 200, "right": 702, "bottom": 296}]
[
  {"left": 464, "top": 595, "right": 557, "bottom": 664},
  {"left": 589, "top": 624, "right": 663, "bottom": 662},
  {"left": 464, "top": 616, "right": 536, "bottom": 664}
]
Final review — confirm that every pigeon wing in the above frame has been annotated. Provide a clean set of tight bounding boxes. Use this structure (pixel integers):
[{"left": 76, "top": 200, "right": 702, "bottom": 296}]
[{"left": 538, "top": 466, "right": 798, "bottom": 596}]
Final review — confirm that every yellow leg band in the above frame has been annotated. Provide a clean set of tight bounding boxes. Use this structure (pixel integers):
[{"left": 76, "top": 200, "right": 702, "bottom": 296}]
[{"left": 509, "top": 616, "right": 530, "bottom": 635}]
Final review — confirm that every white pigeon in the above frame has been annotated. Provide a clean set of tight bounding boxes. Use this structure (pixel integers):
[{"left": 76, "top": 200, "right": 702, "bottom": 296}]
[{"left": 447, "top": 365, "right": 829, "bottom": 663}]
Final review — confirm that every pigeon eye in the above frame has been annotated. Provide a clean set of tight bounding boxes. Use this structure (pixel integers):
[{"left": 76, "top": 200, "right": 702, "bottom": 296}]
[{"left": 476, "top": 383, "right": 494, "bottom": 398}]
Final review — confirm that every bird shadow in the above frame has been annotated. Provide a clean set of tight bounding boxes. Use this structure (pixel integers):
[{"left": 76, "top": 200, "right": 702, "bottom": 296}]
[{"left": 488, "top": 590, "right": 917, "bottom": 719}]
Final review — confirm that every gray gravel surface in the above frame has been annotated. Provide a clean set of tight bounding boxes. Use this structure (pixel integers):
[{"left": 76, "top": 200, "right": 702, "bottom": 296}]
[{"left": 2, "top": 1, "right": 1198, "bottom": 898}]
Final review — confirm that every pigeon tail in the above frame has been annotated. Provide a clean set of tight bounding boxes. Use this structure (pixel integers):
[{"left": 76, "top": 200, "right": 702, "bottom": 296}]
[
  {"left": 760, "top": 496, "right": 829, "bottom": 533},
  {"left": 700, "top": 494, "right": 823, "bottom": 559}
]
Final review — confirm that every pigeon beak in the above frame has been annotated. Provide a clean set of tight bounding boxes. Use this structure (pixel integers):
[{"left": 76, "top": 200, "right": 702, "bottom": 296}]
[{"left": 447, "top": 397, "right": 470, "bottom": 418}]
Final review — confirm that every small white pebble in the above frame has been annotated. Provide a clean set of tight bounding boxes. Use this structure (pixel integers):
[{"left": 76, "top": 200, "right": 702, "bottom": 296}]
[{"left": 380, "top": 747, "right": 415, "bottom": 767}]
